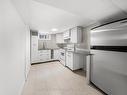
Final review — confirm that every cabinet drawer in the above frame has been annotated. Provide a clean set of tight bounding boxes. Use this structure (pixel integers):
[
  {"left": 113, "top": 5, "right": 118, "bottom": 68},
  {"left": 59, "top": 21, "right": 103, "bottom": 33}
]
[
  {"left": 39, "top": 54, "right": 50, "bottom": 59},
  {"left": 38, "top": 50, "right": 51, "bottom": 53}
]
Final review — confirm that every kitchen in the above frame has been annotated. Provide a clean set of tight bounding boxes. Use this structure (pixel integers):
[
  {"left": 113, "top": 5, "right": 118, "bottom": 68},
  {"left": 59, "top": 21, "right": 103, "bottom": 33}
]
[
  {"left": 31, "top": 26, "right": 87, "bottom": 71},
  {"left": 1, "top": 0, "right": 127, "bottom": 95},
  {"left": 30, "top": 18, "right": 127, "bottom": 95}
]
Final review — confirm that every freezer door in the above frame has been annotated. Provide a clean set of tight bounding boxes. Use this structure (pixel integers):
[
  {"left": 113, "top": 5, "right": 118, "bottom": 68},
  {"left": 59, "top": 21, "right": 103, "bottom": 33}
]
[
  {"left": 91, "top": 26, "right": 127, "bottom": 46},
  {"left": 90, "top": 50, "right": 127, "bottom": 95}
]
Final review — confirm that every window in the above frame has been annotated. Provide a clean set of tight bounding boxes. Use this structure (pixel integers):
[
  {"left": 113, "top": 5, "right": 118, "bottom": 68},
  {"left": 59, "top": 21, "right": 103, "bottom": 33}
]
[{"left": 38, "top": 33, "right": 51, "bottom": 40}]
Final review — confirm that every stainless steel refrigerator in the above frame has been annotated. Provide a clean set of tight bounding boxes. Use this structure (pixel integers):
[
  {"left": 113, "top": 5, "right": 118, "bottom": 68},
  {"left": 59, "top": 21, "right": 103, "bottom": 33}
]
[{"left": 90, "top": 19, "right": 127, "bottom": 95}]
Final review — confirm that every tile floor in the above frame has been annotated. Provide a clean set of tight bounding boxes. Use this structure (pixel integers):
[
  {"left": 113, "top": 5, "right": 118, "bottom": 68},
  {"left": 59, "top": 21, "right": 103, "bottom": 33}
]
[{"left": 22, "top": 61, "right": 103, "bottom": 95}]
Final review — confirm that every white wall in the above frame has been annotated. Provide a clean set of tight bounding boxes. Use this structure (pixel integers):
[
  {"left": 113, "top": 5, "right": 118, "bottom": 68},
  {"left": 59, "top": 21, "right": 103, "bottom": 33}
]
[
  {"left": 0, "top": 0, "right": 30, "bottom": 95},
  {"left": 11, "top": 0, "right": 30, "bottom": 25}
]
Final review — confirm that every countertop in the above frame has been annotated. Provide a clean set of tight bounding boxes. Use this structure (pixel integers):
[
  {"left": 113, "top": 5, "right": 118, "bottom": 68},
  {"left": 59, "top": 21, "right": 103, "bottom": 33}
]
[
  {"left": 66, "top": 48, "right": 91, "bottom": 56},
  {"left": 38, "top": 48, "right": 60, "bottom": 50},
  {"left": 38, "top": 48, "right": 92, "bottom": 56}
]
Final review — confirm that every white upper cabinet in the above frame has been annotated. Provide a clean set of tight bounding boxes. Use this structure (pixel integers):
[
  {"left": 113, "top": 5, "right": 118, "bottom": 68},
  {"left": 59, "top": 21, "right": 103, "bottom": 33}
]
[
  {"left": 56, "top": 33, "right": 65, "bottom": 43},
  {"left": 63, "top": 30, "right": 70, "bottom": 39},
  {"left": 56, "top": 26, "right": 83, "bottom": 44},
  {"left": 70, "top": 26, "right": 83, "bottom": 43}
]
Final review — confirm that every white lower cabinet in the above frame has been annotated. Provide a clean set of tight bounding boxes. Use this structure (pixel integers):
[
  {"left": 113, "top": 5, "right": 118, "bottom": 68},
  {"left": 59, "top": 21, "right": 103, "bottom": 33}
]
[
  {"left": 66, "top": 52, "right": 73, "bottom": 69},
  {"left": 66, "top": 51, "right": 84, "bottom": 70},
  {"left": 38, "top": 50, "right": 51, "bottom": 62},
  {"left": 53, "top": 49, "right": 60, "bottom": 60}
]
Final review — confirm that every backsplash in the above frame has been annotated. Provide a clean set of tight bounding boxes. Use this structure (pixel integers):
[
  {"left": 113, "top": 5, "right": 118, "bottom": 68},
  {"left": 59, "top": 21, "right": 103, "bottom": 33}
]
[{"left": 38, "top": 34, "right": 59, "bottom": 50}]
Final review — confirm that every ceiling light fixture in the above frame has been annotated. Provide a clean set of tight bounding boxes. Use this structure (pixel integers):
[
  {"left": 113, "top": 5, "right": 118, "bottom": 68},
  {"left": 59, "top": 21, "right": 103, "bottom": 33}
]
[{"left": 51, "top": 28, "right": 58, "bottom": 32}]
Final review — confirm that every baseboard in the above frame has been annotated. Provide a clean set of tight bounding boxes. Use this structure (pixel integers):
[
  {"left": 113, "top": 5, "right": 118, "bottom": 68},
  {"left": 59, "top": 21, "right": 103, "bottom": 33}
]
[
  {"left": 25, "top": 64, "right": 31, "bottom": 81},
  {"left": 19, "top": 79, "right": 26, "bottom": 95},
  {"left": 19, "top": 64, "right": 31, "bottom": 95},
  {"left": 31, "top": 60, "right": 59, "bottom": 65}
]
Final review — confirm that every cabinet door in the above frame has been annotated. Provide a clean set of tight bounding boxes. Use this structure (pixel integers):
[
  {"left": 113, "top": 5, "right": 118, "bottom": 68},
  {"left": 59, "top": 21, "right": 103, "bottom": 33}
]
[
  {"left": 63, "top": 30, "right": 70, "bottom": 39},
  {"left": 38, "top": 50, "right": 51, "bottom": 62},
  {"left": 38, "top": 54, "right": 44, "bottom": 61},
  {"left": 70, "top": 27, "right": 77, "bottom": 43},
  {"left": 66, "top": 52, "right": 73, "bottom": 70},
  {"left": 66, "top": 52, "right": 69, "bottom": 67},
  {"left": 31, "top": 36, "right": 39, "bottom": 63},
  {"left": 43, "top": 54, "right": 50, "bottom": 60},
  {"left": 56, "top": 33, "right": 64, "bottom": 43},
  {"left": 73, "top": 53, "right": 84, "bottom": 70},
  {"left": 68, "top": 52, "right": 73, "bottom": 70},
  {"left": 77, "top": 27, "right": 83, "bottom": 43},
  {"left": 70, "top": 27, "right": 83, "bottom": 43},
  {"left": 54, "top": 50, "right": 60, "bottom": 59}
]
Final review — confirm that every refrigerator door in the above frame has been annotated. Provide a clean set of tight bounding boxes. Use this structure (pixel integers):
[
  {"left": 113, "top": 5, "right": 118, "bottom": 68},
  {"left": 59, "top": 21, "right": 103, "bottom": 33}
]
[
  {"left": 90, "top": 20, "right": 127, "bottom": 95},
  {"left": 91, "top": 24, "right": 127, "bottom": 46},
  {"left": 90, "top": 50, "right": 127, "bottom": 95}
]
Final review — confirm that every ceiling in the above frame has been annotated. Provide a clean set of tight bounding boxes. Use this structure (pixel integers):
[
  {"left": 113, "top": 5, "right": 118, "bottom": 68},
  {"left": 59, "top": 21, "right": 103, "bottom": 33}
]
[
  {"left": 29, "top": 0, "right": 94, "bottom": 33},
  {"left": 12, "top": 0, "right": 127, "bottom": 34}
]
